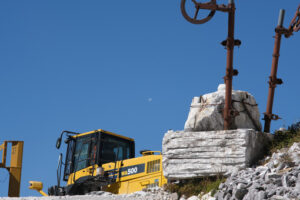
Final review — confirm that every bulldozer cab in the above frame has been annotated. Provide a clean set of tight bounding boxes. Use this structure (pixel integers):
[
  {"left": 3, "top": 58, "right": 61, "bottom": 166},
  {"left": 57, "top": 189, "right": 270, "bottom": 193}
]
[
  {"left": 31, "top": 129, "right": 166, "bottom": 196},
  {"left": 63, "top": 130, "right": 135, "bottom": 182}
]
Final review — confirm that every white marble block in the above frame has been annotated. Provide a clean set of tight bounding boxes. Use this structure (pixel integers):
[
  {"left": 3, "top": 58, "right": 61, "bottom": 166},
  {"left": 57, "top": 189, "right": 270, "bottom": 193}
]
[
  {"left": 184, "top": 84, "right": 262, "bottom": 132},
  {"left": 162, "top": 129, "right": 272, "bottom": 179}
]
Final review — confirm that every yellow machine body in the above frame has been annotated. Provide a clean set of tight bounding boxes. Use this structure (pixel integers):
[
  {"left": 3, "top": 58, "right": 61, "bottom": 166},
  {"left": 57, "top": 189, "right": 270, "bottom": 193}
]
[
  {"left": 68, "top": 153, "right": 166, "bottom": 194},
  {"left": 65, "top": 130, "right": 167, "bottom": 194},
  {"left": 30, "top": 129, "right": 167, "bottom": 196}
]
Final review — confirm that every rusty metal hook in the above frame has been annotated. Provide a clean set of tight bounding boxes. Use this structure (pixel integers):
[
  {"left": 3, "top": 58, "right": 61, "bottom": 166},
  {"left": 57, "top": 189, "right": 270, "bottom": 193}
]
[{"left": 180, "top": 0, "right": 217, "bottom": 24}]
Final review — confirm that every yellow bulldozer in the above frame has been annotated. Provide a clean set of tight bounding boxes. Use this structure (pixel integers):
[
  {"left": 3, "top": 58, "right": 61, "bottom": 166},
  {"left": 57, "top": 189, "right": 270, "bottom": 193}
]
[{"left": 30, "top": 129, "right": 167, "bottom": 196}]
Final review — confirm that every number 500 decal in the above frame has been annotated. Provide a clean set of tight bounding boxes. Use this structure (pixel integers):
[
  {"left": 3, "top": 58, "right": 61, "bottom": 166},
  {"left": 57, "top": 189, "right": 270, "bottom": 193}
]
[
  {"left": 120, "top": 163, "right": 145, "bottom": 177},
  {"left": 127, "top": 167, "right": 138, "bottom": 175}
]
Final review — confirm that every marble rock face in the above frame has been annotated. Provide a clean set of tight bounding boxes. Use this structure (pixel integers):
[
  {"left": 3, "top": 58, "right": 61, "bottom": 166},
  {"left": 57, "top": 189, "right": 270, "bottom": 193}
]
[
  {"left": 162, "top": 129, "right": 272, "bottom": 179},
  {"left": 184, "top": 84, "right": 262, "bottom": 132}
]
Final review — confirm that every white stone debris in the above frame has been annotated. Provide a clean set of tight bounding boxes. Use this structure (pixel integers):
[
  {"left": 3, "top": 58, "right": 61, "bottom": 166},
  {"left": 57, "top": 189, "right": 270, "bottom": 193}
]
[
  {"left": 184, "top": 84, "right": 262, "bottom": 132},
  {"left": 187, "top": 195, "right": 200, "bottom": 200},
  {"left": 0, "top": 187, "right": 178, "bottom": 200},
  {"left": 215, "top": 142, "right": 300, "bottom": 200},
  {"left": 162, "top": 129, "right": 272, "bottom": 179},
  {"left": 199, "top": 191, "right": 216, "bottom": 200}
]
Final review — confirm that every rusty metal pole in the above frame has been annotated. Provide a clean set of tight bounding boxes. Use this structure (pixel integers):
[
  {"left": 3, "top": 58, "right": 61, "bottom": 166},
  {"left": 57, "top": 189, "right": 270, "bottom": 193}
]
[
  {"left": 180, "top": 0, "right": 240, "bottom": 130},
  {"left": 223, "top": 0, "right": 235, "bottom": 130},
  {"left": 263, "top": 10, "right": 285, "bottom": 133}
]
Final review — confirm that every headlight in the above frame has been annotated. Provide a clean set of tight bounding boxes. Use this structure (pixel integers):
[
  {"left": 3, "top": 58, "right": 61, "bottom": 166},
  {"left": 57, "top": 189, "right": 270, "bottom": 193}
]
[{"left": 96, "top": 167, "right": 104, "bottom": 176}]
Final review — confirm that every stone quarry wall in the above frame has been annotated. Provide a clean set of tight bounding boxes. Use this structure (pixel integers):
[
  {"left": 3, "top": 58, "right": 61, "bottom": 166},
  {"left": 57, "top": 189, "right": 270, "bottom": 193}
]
[{"left": 162, "top": 129, "right": 272, "bottom": 180}]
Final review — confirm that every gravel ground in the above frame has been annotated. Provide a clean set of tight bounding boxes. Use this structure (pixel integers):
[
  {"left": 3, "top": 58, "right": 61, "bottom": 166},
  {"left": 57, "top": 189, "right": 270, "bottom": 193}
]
[{"left": 0, "top": 188, "right": 178, "bottom": 200}]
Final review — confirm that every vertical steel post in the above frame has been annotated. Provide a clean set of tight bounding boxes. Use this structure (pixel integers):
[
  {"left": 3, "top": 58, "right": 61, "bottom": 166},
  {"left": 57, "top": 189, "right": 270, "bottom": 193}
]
[
  {"left": 263, "top": 10, "right": 285, "bottom": 133},
  {"left": 223, "top": 0, "right": 235, "bottom": 130}
]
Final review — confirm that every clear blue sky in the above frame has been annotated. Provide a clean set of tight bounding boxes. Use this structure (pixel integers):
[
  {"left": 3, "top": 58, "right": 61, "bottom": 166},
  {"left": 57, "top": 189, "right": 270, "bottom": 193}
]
[{"left": 0, "top": 0, "right": 299, "bottom": 197}]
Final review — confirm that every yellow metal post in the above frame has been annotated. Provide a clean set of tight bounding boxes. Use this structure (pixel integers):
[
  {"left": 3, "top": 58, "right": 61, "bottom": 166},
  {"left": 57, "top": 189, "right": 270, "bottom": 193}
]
[
  {"left": 0, "top": 141, "right": 24, "bottom": 197},
  {"left": 8, "top": 141, "right": 24, "bottom": 197},
  {"left": 0, "top": 141, "right": 7, "bottom": 168}
]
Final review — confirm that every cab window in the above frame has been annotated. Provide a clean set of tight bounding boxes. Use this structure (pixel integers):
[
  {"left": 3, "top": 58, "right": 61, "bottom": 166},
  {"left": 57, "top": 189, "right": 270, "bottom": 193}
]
[
  {"left": 73, "top": 134, "right": 97, "bottom": 172},
  {"left": 101, "top": 134, "right": 133, "bottom": 164}
]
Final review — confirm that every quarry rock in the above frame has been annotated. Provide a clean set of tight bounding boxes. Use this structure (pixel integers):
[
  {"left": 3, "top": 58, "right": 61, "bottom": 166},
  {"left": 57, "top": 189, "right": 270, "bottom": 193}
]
[
  {"left": 187, "top": 196, "right": 199, "bottom": 200},
  {"left": 199, "top": 192, "right": 216, "bottom": 200},
  {"left": 184, "top": 84, "right": 262, "bottom": 132},
  {"left": 162, "top": 129, "right": 272, "bottom": 179},
  {"left": 215, "top": 142, "right": 300, "bottom": 200}
]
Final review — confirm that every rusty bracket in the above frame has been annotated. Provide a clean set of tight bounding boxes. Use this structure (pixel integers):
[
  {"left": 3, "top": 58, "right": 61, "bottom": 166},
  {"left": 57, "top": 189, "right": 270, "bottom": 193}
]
[
  {"left": 263, "top": 113, "right": 281, "bottom": 121},
  {"left": 221, "top": 39, "right": 241, "bottom": 47},
  {"left": 232, "top": 69, "right": 239, "bottom": 76},
  {"left": 223, "top": 69, "right": 238, "bottom": 80},
  {"left": 275, "top": 27, "right": 293, "bottom": 38},
  {"left": 229, "top": 109, "right": 239, "bottom": 117},
  {"left": 222, "top": 107, "right": 239, "bottom": 129},
  {"left": 222, "top": 106, "right": 239, "bottom": 129},
  {"left": 268, "top": 76, "right": 283, "bottom": 88}
]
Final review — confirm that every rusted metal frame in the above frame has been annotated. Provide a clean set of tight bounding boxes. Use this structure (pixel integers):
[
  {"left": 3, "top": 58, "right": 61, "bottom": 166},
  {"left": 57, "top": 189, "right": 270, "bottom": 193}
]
[
  {"left": 262, "top": 9, "right": 296, "bottom": 133},
  {"left": 191, "top": 1, "right": 231, "bottom": 13},
  {"left": 289, "top": 5, "right": 300, "bottom": 33},
  {"left": 263, "top": 19, "right": 284, "bottom": 133},
  {"left": 196, "top": 3, "right": 231, "bottom": 12},
  {"left": 181, "top": 0, "right": 217, "bottom": 24},
  {"left": 223, "top": 2, "right": 236, "bottom": 130},
  {"left": 263, "top": 5, "right": 300, "bottom": 132}
]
